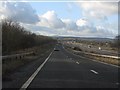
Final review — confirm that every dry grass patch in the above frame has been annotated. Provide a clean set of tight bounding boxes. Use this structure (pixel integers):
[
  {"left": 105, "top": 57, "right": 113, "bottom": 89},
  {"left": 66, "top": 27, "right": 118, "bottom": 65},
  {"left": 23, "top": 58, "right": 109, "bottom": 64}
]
[
  {"left": 88, "top": 55, "right": 119, "bottom": 66},
  {"left": 64, "top": 46, "right": 119, "bottom": 66},
  {"left": 2, "top": 43, "right": 55, "bottom": 76}
]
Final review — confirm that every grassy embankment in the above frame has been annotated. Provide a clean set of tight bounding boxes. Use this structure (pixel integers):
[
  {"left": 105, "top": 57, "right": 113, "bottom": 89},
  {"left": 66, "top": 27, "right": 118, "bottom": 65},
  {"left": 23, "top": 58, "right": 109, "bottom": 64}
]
[
  {"left": 2, "top": 19, "right": 57, "bottom": 75},
  {"left": 64, "top": 44, "right": 119, "bottom": 66}
]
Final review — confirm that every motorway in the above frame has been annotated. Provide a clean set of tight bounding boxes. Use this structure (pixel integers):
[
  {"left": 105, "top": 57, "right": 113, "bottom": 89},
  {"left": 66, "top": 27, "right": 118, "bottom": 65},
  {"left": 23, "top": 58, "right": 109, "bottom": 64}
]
[
  {"left": 24, "top": 43, "right": 119, "bottom": 88},
  {"left": 2, "top": 43, "right": 119, "bottom": 89}
]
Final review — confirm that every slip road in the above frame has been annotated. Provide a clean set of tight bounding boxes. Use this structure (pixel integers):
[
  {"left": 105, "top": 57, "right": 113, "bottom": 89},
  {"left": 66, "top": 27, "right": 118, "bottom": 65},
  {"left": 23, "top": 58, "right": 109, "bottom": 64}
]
[{"left": 20, "top": 43, "right": 119, "bottom": 88}]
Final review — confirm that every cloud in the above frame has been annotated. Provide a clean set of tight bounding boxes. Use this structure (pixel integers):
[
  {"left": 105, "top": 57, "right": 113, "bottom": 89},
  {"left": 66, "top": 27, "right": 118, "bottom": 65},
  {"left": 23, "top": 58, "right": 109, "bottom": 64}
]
[
  {"left": 64, "top": 25, "right": 114, "bottom": 38},
  {"left": 35, "top": 10, "right": 115, "bottom": 38},
  {"left": 38, "top": 10, "right": 65, "bottom": 29},
  {"left": 77, "top": 2, "right": 118, "bottom": 20},
  {"left": 62, "top": 19, "right": 78, "bottom": 31},
  {"left": 76, "top": 18, "right": 91, "bottom": 27},
  {"left": 21, "top": 23, "right": 69, "bottom": 36},
  {"left": 0, "top": 1, "right": 39, "bottom": 24},
  {"left": 0, "top": 1, "right": 117, "bottom": 38},
  {"left": 21, "top": 19, "right": 115, "bottom": 38},
  {"left": 66, "top": 3, "right": 73, "bottom": 13}
]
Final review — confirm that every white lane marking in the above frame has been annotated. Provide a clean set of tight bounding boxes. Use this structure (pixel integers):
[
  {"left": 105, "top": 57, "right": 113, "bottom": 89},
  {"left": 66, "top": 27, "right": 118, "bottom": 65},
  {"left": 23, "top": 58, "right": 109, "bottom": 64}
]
[
  {"left": 76, "top": 61, "right": 79, "bottom": 64},
  {"left": 20, "top": 51, "right": 53, "bottom": 90},
  {"left": 116, "top": 82, "right": 119, "bottom": 85},
  {"left": 90, "top": 70, "right": 99, "bottom": 74}
]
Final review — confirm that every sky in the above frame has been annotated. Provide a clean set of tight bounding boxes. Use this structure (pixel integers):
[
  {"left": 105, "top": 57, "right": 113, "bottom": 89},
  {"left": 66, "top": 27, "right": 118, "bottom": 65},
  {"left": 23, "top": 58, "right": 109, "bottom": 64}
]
[{"left": 0, "top": 0, "right": 119, "bottom": 38}]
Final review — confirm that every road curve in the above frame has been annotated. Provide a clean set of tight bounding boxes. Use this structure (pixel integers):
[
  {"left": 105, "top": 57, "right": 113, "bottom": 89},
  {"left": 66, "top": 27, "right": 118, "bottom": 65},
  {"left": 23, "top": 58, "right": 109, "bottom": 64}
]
[{"left": 24, "top": 44, "right": 119, "bottom": 88}]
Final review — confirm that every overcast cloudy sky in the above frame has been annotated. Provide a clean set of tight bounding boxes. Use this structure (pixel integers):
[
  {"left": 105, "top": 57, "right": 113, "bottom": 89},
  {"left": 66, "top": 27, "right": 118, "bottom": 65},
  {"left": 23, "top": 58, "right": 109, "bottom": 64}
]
[{"left": 0, "top": 0, "right": 119, "bottom": 38}]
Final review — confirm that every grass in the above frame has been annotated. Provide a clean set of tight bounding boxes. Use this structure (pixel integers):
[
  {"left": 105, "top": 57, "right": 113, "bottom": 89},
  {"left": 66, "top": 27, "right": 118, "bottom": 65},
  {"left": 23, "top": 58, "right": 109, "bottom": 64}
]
[
  {"left": 2, "top": 42, "right": 56, "bottom": 76},
  {"left": 64, "top": 45, "right": 119, "bottom": 66},
  {"left": 85, "top": 54, "right": 119, "bottom": 66}
]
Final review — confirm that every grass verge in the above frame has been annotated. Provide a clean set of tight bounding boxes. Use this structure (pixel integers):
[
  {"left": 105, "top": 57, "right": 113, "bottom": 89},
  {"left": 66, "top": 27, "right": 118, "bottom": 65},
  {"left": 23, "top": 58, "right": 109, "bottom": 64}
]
[
  {"left": 64, "top": 45, "right": 120, "bottom": 66},
  {"left": 2, "top": 42, "right": 55, "bottom": 76}
]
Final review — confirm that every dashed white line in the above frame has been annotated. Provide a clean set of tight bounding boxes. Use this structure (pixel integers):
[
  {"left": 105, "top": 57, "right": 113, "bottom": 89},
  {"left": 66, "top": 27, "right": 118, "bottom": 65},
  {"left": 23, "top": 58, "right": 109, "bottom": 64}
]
[
  {"left": 76, "top": 61, "right": 79, "bottom": 64},
  {"left": 90, "top": 70, "right": 99, "bottom": 74},
  {"left": 20, "top": 50, "right": 53, "bottom": 90},
  {"left": 116, "top": 82, "right": 119, "bottom": 85}
]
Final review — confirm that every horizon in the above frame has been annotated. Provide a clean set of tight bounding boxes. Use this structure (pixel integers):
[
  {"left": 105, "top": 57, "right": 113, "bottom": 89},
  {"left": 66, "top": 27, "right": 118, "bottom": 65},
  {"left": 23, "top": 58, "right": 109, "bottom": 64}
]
[{"left": 50, "top": 35, "right": 115, "bottom": 39}]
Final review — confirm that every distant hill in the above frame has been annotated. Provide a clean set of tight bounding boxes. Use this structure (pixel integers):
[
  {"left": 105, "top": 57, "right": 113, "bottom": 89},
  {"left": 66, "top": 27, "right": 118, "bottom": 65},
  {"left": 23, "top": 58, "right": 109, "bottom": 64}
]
[{"left": 52, "top": 36, "right": 114, "bottom": 42}]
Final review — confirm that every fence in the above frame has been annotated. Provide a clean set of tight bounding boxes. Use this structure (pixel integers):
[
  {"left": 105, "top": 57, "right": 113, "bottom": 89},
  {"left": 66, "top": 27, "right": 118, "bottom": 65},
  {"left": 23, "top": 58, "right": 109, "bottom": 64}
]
[{"left": 2, "top": 52, "right": 34, "bottom": 63}]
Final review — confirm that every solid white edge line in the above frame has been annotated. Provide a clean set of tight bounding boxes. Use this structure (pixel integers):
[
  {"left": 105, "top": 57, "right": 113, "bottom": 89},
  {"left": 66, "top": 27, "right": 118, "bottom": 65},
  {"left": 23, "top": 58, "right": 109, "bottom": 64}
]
[
  {"left": 90, "top": 70, "right": 99, "bottom": 74},
  {"left": 20, "top": 50, "right": 53, "bottom": 90},
  {"left": 62, "top": 45, "right": 120, "bottom": 68}
]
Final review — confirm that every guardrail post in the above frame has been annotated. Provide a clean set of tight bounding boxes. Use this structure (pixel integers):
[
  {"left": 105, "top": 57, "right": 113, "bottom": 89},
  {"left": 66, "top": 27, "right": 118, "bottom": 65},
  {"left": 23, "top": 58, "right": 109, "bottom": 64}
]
[
  {"left": 2, "top": 51, "right": 38, "bottom": 62},
  {"left": 20, "top": 56, "right": 21, "bottom": 59}
]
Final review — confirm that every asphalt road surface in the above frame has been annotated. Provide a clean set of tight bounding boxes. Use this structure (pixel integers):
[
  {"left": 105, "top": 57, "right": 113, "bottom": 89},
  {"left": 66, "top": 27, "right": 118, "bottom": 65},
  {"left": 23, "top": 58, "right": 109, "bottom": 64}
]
[{"left": 24, "top": 44, "right": 119, "bottom": 88}]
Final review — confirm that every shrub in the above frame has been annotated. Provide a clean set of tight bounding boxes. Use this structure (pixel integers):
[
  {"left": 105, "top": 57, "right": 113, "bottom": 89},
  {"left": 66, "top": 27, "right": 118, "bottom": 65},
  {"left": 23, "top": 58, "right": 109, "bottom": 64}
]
[
  {"left": 2, "top": 19, "right": 56, "bottom": 55},
  {"left": 73, "top": 47, "right": 82, "bottom": 51}
]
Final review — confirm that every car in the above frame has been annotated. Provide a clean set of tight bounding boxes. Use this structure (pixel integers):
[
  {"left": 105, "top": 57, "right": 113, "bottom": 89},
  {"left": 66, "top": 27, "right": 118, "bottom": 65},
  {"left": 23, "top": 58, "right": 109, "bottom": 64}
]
[
  {"left": 54, "top": 48, "right": 59, "bottom": 51},
  {"left": 54, "top": 49, "right": 59, "bottom": 51}
]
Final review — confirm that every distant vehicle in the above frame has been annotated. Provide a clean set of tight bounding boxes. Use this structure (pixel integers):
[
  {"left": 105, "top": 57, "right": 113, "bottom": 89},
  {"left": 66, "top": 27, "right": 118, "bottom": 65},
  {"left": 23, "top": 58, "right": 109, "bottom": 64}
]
[{"left": 54, "top": 48, "right": 59, "bottom": 51}]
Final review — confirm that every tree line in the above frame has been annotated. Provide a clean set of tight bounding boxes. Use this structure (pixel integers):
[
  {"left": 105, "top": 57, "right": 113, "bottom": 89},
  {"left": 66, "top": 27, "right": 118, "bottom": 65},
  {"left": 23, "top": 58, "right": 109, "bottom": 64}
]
[
  {"left": 2, "top": 19, "right": 56, "bottom": 55},
  {"left": 75, "top": 36, "right": 120, "bottom": 49}
]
